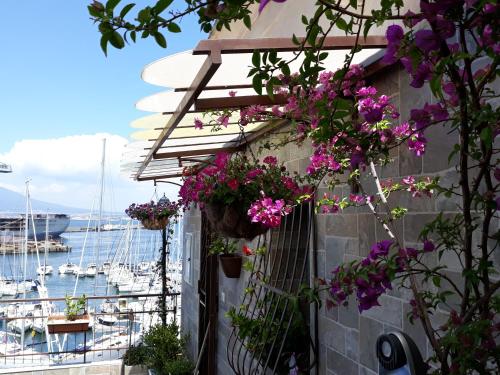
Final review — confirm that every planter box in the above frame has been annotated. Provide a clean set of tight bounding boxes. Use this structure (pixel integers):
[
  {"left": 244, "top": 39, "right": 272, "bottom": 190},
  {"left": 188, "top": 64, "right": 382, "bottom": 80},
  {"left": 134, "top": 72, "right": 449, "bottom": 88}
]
[{"left": 47, "top": 314, "right": 90, "bottom": 334}]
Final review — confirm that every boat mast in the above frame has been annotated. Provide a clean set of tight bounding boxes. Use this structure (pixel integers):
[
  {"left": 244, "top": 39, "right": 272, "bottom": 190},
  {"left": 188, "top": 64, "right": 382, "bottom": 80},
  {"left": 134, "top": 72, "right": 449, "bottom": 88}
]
[
  {"left": 43, "top": 213, "right": 49, "bottom": 284},
  {"left": 95, "top": 138, "right": 106, "bottom": 295},
  {"left": 20, "top": 180, "right": 30, "bottom": 354}
]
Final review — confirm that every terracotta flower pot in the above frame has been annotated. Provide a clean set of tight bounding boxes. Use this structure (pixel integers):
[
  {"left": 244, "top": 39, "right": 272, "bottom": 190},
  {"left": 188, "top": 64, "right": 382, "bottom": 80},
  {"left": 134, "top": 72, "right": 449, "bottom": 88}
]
[
  {"left": 204, "top": 203, "right": 268, "bottom": 240},
  {"left": 141, "top": 216, "right": 169, "bottom": 230},
  {"left": 219, "top": 254, "right": 242, "bottom": 278},
  {"left": 47, "top": 314, "right": 90, "bottom": 334}
]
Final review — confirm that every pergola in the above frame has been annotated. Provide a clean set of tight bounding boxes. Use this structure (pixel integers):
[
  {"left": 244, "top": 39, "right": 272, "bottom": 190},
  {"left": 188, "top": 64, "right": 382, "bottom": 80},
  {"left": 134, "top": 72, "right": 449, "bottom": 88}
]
[{"left": 121, "top": 36, "right": 387, "bottom": 182}]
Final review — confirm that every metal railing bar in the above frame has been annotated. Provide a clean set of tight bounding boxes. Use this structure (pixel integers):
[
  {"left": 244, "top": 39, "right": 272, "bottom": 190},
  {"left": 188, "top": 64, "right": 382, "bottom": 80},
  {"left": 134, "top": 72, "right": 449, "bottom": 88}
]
[{"left": 259, "top": 203, "right": 302, "bottom": 373}]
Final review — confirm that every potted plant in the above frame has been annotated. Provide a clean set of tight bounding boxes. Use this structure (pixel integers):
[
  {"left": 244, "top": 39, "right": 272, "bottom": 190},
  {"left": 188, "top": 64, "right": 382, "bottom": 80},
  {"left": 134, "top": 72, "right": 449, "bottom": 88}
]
[
  {"left": 179, "top": 153, "right": 313, "bottom": 240},
  {"left": 142, "top": 323, "right": 194, "bottom": 375},
  {"left": 122, "top": 344, "right": 148, "bottom": 375},
  {"left": 209, "top": 236, "right": 242, "bottom": 278},
  {"left": 47, "top": 295, "right": 90, "bottom": 334},
  {"left": 126, "top": 196, "right": 178, "bottom": 230}
]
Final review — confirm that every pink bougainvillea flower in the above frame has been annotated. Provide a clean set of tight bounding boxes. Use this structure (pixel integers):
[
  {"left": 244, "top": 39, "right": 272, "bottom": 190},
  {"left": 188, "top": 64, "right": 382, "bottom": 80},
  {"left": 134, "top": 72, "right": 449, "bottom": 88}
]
[
  {"left": 194, "top": 118, "right": 203, "bottom": 130},
  {"left": 386, "top": 24, "right": 404, "bottom": 43},
  {"left": 494, "top": 168, "right": 500, "bottom": 182},
  {"left": 228, "top": 90, "right": 237, "bottom": 97},
  {"left": 414, "top": 29, "right": 441, "bottom": 54},
  {"left": 217, "top": 114, "right": 230, "bottom": 127},
  {"left": 423, "top": 240, "right": 435, "bottom": 253},
  {"left": 263, "top": 155, "right": 278, "bottom": 165},
  {"left": 258, "top": 0, "right": 287, "bottom": 13},
  {"left": 214, "top": 152, "right": 229, "bottom": 169}
]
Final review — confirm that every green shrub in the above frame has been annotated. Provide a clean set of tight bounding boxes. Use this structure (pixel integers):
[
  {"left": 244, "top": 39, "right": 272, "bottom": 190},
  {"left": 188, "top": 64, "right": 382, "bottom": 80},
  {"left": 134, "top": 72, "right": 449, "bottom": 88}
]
[
  {"left": 122, "top": 344, "right": 148, "bottom": 366},
  {"left": 143, "top": 323, "right": 192, "bottom": 375},
  {"left": 165, "top": 357, "right": 194, "bottom": 375}
]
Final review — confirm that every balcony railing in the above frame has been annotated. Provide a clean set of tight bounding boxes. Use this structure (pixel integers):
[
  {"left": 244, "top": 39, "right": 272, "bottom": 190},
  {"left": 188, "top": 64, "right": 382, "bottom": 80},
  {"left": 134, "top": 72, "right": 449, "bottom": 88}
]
[{"left": 0, "top": 293, "right": 180, "bottom": 369}]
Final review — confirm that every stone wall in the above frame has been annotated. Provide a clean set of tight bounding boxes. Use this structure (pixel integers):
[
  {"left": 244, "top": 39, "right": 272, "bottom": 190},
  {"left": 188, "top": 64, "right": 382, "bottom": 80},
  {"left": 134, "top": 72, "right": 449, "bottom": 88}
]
[{"left": 179, "top": 62, "right": 468, "bottom": 374}]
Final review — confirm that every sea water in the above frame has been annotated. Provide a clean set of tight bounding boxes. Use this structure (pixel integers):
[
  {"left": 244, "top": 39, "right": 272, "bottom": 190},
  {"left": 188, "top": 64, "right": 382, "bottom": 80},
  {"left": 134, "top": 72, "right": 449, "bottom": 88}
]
[{"left": 0, "top": 220, "right": 167, "bottom": 300}]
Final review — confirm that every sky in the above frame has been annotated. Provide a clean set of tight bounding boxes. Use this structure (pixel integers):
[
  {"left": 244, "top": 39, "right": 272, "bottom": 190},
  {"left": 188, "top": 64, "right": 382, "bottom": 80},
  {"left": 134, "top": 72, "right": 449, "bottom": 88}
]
[{"left": 0, "top": 0, "right": 205, "bottom": 212}]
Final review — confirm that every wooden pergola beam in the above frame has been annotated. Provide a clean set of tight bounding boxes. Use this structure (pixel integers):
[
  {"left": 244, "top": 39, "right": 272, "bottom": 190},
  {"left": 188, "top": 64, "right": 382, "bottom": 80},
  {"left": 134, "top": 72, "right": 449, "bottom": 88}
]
[
  {"left": 135, "top": 51, "right": 222, "bottom": 180},
  {"left": 153, "top": 145, "right": 244, "bottom": 160},
  {"left": 193, "top": 36, "right": 387, "bottom": 55},
  {"left": 195, "top": 94, "right": 287, "bottom": 111}
]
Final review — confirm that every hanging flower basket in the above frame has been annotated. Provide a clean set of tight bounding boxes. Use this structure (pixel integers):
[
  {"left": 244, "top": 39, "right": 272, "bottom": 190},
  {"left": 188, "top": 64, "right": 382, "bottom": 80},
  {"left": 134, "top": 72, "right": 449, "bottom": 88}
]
[
  {"left": 219, "top": 254, "right": 242, "bottom": 278},
  {"left": 126, "top": 198, "right": 179, "bottom": 231},
  {"left": 204, "top": 203, "right": 268, "bottom": 240},
  {"left": 47, "top": 314, "right": 90, "bottom": 334},
  {"left": 141, "top": 216, "right": 169, "bottom": 230}
]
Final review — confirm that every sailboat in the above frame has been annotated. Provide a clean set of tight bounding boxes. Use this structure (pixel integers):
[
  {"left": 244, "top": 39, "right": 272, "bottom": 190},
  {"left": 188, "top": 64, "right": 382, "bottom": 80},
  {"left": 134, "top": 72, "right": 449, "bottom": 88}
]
[
  {"left": 58, "top": 262, "right": 79, "bottom": 275},
  {"left": 36, "top": 265, "right": 53, "bottom": 275},
  {"left": 85, "top": 263, "right": 97, "bottom": 277}
]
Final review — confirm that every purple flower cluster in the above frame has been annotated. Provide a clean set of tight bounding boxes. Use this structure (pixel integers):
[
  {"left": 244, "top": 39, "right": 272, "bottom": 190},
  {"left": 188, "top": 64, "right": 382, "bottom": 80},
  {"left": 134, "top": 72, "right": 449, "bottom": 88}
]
[
  {"left": 328, "top": 239, "right": 437, "bottom": 312},
  {"left": 125, "top": 200, "right": 179, "bottom": 222}
]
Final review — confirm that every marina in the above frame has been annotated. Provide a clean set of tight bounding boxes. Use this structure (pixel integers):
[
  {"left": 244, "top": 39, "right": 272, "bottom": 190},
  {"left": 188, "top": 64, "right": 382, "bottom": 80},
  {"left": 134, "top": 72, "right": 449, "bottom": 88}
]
[{"left": 0, "top": 218, "right": 182, "bottom": 368}]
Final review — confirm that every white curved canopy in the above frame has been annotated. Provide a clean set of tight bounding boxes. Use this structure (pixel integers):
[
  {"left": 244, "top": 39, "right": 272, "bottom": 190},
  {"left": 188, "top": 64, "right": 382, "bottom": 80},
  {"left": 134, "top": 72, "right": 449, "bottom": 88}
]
[{"left": 122, "top": 36, "right": 387, "bottom": 180}]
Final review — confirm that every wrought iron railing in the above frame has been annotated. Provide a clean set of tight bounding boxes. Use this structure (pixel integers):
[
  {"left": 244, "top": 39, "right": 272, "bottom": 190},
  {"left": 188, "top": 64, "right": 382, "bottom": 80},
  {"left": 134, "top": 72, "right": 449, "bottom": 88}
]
[
  {"left": 226, "top": 202, "right": 317, "bottom": 375},
  {"left": 0, "top": 293, "right": 180, "bottom": 369}
]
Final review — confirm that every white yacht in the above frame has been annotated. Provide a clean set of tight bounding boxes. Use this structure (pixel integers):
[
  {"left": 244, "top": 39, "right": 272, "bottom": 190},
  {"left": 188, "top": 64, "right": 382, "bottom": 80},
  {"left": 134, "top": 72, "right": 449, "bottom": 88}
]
[
  {"left": 85, "top": 263, "right": 97, "bottom": 277},
  {"left": 99, "top": 261, "right": 111, "bottom": 274},
  {"left": 0, "top": 280, "right": 17, "bottom": 297},
  {"left": 58, "top": 262, "right": 78, "bottom": 275},
  {"left": 36, "top": 265, "right": 53, "bottom": 276}
]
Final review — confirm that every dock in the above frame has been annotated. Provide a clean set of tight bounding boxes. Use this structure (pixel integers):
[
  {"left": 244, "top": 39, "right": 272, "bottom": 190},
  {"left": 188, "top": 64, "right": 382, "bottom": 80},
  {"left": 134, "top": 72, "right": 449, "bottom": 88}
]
[{"left": 0, "top": 240, "right": 71, "bottom": 254}]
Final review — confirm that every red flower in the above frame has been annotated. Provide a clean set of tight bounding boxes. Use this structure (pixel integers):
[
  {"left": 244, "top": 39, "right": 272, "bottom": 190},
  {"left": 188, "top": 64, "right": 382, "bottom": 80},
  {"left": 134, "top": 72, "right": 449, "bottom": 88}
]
[
  {"left": 242, "top": 246, "right": 253, "bottom": 256},
  {"left": 227, "top": 178, "right": 239, "bottom": 191}
]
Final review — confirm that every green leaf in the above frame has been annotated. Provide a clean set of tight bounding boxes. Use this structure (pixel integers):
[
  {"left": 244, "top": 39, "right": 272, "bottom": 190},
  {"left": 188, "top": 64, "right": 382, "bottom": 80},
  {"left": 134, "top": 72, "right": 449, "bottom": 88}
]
[
  {"left": 154, "top": 32, "right": 167, "bottom": 48},
  {"left": 480, "top": 126, "right": 493, "bottom": 147},
  {"left": 252, "top": 50, "right": 260, "bottom": 67},
  {"left": 252, "top": 74, "right": 263, "bottom": 95},
  {"left": 100, "top": 34, "right": 109, "bottom": 56},
  {"left": 243, "top": 15, "right": 252, "bottom": 29},
  {"left": 109, "top": 31, "right": 125, "bottom": 49},
  {"left": 336, "top": 17, "right": 349, "bottom": 32},
  {"left": 106, "top": 0, "right": 121, "bottom": 15},
  {"left": 119, "top": 3, "right": 135, "bottom": 18},
  {"left": 167, "top": 22, "right": 181, "bottom": 33},
  {"left": 130, "top": 30, "right": 136, "bottom": 42},
  {"left": 155, "top": 0, "right": 173, "bottom": 14},
  {"left": 88, "top": 4, "right": 104, "bottom": 18},
  {"left": 137, "top": 7, "right": 151, "bottom": 23},
  {"left": 280, "top": 63, "right": 290, "bottom": 76},
  {"left": 269, "top": 50, "right": 277, "bottom": 64},
  {"left": 432, "top": 276, "right": 441, "bottom": 288}
]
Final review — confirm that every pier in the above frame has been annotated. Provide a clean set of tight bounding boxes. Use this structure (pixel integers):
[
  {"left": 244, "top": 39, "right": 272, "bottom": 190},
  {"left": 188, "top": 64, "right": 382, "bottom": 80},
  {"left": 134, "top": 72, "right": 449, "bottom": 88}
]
[{"left": 0, "top": 239, "right": 71, "bottom": 254}]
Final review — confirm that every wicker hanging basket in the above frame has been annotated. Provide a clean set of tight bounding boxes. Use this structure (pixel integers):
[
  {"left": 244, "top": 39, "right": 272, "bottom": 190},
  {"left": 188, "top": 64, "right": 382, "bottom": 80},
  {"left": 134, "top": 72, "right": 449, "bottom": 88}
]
[
  {"left": 204, "top": 203, "right": 268, "bottom": 240},
  {"left": 140, "top": 216, "right": 169, "bottom": 230}
]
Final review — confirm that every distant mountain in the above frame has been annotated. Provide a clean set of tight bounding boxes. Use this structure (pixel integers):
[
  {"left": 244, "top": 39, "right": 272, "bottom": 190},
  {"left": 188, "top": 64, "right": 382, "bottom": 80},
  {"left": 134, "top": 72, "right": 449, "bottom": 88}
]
[{"left": 0, "top": 187, "right": 88, "bottom": 215}]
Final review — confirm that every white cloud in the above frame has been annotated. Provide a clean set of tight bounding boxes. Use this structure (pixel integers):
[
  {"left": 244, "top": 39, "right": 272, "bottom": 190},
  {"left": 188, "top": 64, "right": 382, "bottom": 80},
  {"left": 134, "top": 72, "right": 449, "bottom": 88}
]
[
  {"left": 0, "top": 134, "right": 180, "bottom": 211},
  {"left": 0, "top": 133, "right": 127, "bottom": 180}
]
